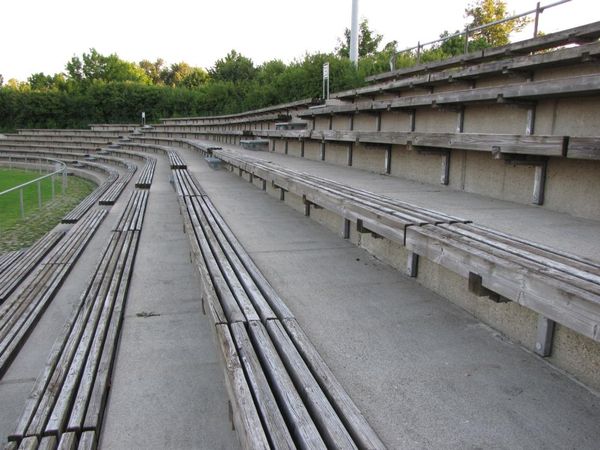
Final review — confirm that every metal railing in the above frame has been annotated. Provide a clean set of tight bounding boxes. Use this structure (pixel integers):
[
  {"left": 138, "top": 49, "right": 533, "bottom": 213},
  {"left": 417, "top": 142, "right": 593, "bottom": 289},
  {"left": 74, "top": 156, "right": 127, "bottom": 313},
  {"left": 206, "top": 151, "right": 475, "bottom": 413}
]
[
  {"left": 391, "top": 0, "right": 571, "bottom": 69},
  {"left": 0, "top": 156, "right": 68, "bottom": 219}
]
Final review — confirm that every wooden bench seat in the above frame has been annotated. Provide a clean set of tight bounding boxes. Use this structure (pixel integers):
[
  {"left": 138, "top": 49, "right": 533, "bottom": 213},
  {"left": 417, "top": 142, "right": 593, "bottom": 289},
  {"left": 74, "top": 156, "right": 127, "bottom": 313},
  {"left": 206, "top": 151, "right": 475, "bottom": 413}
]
[
  {"left": 168, "top": 150, "right": 187, "bottom": 169},
  {"left": 0, "top": 209, "right": 107, "bottom": 378},
  {"left": 7, "top": 185, "right": 150, "bottom": 448},
  {"left": 0, "top": 231, "right": 64, "bottom": 303},
  {"left": 134, "top": 157, "right": 156, "bottom": 188},
  {"left": 212, "top": 148, "right": 600, "bottom": 348},
  {"left": 298, "top": 74, "right": 600, "bottom": 119},
  {"left": 0, "top": 250, "right": 24, "bottom": 276},
  {"left": 335, "top": 40, "right": 600, "bottom": 100},
  {"left": 174, "top": 167, "right": 385, "bottom": 449},
  {"left": 367, "top": 20, "right": 600, "bottom": 83}
]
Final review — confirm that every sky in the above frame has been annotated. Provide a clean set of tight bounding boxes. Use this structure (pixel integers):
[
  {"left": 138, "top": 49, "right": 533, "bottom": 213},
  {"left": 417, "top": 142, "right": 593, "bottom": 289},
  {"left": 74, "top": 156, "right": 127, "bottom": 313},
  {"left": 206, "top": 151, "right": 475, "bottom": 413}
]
[{"left": 1, "top": 0, "right": 599, "bottom": 81}]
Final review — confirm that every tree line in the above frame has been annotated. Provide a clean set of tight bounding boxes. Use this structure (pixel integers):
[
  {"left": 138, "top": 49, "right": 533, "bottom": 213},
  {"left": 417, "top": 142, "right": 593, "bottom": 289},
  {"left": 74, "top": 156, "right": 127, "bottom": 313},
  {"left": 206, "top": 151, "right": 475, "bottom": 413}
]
[{"left": 0, "top": 0, "right": 527, "bottom": 131}]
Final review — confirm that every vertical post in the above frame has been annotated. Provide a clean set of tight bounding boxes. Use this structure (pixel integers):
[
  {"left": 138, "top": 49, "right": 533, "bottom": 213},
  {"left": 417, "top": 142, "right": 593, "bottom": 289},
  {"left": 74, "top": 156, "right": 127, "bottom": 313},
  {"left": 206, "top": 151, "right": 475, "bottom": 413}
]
[
  {"left": 441, "top": 151, "right": 451, "bottom": 185},
  {"left": 347, "top": 143, "right": 354, "bottom": 167},
  {"left": 384, "top": 145, "right": 392, "bottom": 175},
  {"left": 300, "top": 140, "right": 305, "bottom": 158},
  {"left": 533, "top": 2, "right": 541, "bottom": 37},
  {"left": 342, "top": 219, "right": 351, "bottom": 239},
  {"left": 37, "top": 180, "right": 42, "bottom": 208},
  {"left": 51, "top": 174, "right": 55, "bottom": 200},
  {"left": 320, "top": 141, "right": 326, "bottom": 161},
  {"left": 526, "top": 106, "right": 536, "bottom": 136},
  {"left": 284, "top": 139, "right": 288, "bottom": 155},
  {"left": 408, "top": 110, "right": 416, "bottom": 132},
  {"left": 464, "top": 26, "right": 470, "bottom": 54},
  {"left": 456, "top": 106, "right": 465, "bottom": 133},
  {"left": 407, "top": 252, "right": 419, "bottom": 278},
  {"left": 20, "top": 189, "right": 25, "bottom": 219},
  {"left": 532, "top": 160, "right": 547, "bottom": 205},
  {"left": 534, "top": 315, "right": 555, "bottom": 357},
  {"left": 416, "top": 42, "right": 421, "bottom": 63},
  {"left": 350, "top": 0, "right": 359, "bottom": 66}
]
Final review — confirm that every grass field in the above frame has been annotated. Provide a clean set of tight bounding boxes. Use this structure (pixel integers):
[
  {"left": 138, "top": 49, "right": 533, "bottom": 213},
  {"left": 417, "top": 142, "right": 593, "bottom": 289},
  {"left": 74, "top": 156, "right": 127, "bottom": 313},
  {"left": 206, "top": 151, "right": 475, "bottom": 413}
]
[{"left": 0, "top": 168, "right": 96, "bottom": 252}]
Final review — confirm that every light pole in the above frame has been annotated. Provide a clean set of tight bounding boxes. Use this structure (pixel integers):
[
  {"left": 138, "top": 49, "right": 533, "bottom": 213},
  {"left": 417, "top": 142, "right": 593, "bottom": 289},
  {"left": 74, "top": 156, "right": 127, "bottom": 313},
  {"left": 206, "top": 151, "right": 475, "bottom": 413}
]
[{"left": 350, "top": 0, "right": 359, "bottom": 66}]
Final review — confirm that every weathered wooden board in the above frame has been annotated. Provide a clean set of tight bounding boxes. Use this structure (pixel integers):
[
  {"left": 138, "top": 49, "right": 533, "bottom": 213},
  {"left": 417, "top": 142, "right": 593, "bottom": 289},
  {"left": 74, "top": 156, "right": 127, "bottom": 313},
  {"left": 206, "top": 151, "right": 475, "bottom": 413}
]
[
  {"left": 247, "top": 321, "right": 326, "bottom": 449},
  {"left": 230, "top": 322, "right": 296, "bottom": 449},
  {"left": 215, "top": 324, "right": 270, "bottom": 450}
]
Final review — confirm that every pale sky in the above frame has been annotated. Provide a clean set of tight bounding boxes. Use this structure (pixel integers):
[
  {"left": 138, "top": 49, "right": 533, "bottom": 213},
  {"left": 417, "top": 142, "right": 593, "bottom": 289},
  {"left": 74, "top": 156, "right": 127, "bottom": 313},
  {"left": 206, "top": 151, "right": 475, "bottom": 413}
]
[{"left": 1, "top": 0, "right": 598, "bottom": 82}]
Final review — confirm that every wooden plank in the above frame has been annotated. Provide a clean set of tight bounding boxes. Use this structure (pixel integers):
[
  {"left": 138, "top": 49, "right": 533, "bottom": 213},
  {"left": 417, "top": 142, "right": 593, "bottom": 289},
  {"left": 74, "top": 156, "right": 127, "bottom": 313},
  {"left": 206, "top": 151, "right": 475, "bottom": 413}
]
[
  {"left": 77, "top": 431, "right": 96, "bottom": 450},
  {"left": 264, "top": 320, "right": 356, "bottom": 449},
  {"left": 38, "top": 436, "right": 58, "bottom": 450},
  {"left": 567, "top": 137, "right": 600, "bottom": 160},
  {"left": 182, "top": 200, "right": 227, "bottom": 325},
  {"left": 197, "top": 198, "right": 276, "bottom": 321},
  {"left": 8, "top": 235, "right": 119, "bottom": 441},
  {"left": 24, "top": 234, "right": 122, "bottom": 437},
  {"left": 16, "top": 437, "right": 38, "bottom": 450},
  {"left": 216, "top": 324, "right": 270, "bottom": 450},
  {"left": 190, "top": 197, "right": 260, "bottom": 322},
  {"left": 56, "top": 432, "right": 78, "bottom": 450},
  {"left": 185, "top": 199, "right": 246, "bottom": 323},
  {"left": 230, "top": 323, "right": 296, "bottom": 449},
  {"left": 45, "top": 233, "right": 130, "bottom": 436},
  {"left": 405, "top": 225, "right": 600, "bottom": 342},
  {"left": 247, "top": 321, "right": 326, "bottom": 449},
  {"left": 282, "top": 318, "right": 386, "bottom": 450},
  {"left": 83, "top": 232, "right": 138, "bottom": 432},
  {"left": 67, "top": 233, "right": 135, "bottom": 433}
]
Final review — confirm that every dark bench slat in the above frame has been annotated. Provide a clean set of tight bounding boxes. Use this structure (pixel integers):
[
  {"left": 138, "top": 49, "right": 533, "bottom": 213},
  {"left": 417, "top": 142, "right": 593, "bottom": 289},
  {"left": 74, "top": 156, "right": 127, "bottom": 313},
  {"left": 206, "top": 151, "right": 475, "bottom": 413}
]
[
  {"left": 265, "top": 320, "right": 357, "bottom": 450},
  {"left": 247, "top": 321, "right": 326, "bottom": 449},
  {"left": 198, "top": 198, "right": 277, "bottom": 321},
  {"left": 188, "top": 197, "right": 261, "bottom": 322},
  {"left": 24, "top": 234, "right": 122, "bottom": 437},
  {"left": 63, "top": 232, "right": 134, "bottom": 433},
  {"left": 57, "top": 432, "right": 78, "bottom": 450},
  {"left": 215, "top": 324, "right": 271, "bottom": 449},
  {"left": 82, "top": 232, "right": 139, "bottom": 432},
  {"left": 185, "top": 200, "right": 246, "bottom": 323},
  {"left": 230, "top": 322, "right": 296, "bottom": 449}
]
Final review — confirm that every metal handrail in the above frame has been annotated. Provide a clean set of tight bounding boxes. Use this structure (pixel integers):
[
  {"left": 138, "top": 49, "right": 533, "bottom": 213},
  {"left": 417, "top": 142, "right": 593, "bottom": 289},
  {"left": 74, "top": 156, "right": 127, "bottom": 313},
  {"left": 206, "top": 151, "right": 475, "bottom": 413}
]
[
  {"left": 391, "top": 0, "right": 571, "bottom": 67},
  {"left": 0, "top": 156, "right": 66, "bottom": 197}
]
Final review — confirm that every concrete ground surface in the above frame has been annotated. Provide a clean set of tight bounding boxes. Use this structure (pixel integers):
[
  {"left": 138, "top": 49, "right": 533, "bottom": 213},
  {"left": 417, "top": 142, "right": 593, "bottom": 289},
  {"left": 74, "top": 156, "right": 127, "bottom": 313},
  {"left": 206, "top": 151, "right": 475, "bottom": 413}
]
[
  {"left": 202, "top": 142, "right": 600, "bottom": 262},
  {"left": 1, "top": 147, "right": 599, "bottom": 449}
]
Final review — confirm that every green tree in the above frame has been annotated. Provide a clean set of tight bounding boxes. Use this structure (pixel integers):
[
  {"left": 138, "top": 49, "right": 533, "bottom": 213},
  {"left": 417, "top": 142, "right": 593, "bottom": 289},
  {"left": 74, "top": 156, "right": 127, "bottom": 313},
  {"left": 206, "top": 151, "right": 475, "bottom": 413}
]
[
  {"left": 209, "top": 50, "right": 256, "bottom": 83},
  {"left": 336, "top": 19, "right": 385, "bottom": 58},
  {"left": 139, "top": 58, "right": 166, "bottom": 84},
  {"left": 0, "top": 74, "right": 4, "bottom": 86},
  {"left": 465, "top": 0, "right": 531, "bottom": 46},
  {"left": 180, "top": 67, "right": 209, "bottom": 88},
  {"left": 66, "top": 49, "right": 150, "bottom": 84}
]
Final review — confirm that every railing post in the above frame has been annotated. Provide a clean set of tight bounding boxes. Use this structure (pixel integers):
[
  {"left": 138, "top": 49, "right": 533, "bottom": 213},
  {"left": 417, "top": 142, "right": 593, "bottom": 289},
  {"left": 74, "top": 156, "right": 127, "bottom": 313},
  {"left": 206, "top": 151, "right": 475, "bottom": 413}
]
[
  {"left": 416, "top": 41, "right": 421, "bottom": 63},
  {"left": 51, "top": 174, "right": 55, "bottom": 200},
  {"left": 38, "top": 180, "right": 42, "bottom": 208},
  {"left": 533, "top": 1, "right": 541, "bottom": 37},
  {"left": 20, "top": 189, "right": 25, "bottom": 219},
  {"left": 464, "top": 26, "right": 470, "bottom": 54}
]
